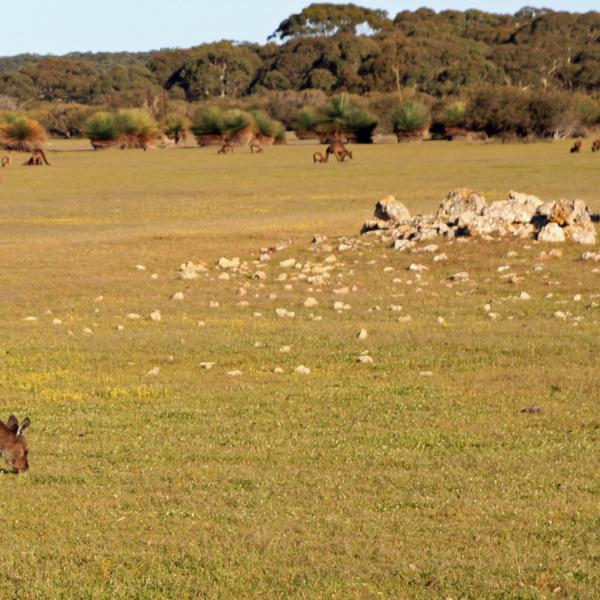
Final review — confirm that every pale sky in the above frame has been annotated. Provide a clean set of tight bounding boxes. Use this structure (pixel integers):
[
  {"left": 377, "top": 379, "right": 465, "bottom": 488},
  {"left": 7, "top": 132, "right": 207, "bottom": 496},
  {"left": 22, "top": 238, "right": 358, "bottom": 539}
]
[{"left": 1, "top": 0, "right": 598, "bottom": 56}]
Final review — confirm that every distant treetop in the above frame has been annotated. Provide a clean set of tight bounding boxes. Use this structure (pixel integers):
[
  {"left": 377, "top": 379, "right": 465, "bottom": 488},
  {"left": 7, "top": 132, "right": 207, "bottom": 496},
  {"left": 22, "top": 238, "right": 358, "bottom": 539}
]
[{"left": 269, "top": 3, "right": 390, "bottom": 40}]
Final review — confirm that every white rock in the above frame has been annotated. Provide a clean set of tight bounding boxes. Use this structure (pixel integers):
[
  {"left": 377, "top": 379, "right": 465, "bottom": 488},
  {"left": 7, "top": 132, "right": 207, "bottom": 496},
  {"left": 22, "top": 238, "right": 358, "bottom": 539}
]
[
  {"left": 408, "top": 263, "right": 428, "bottom": 272},
  {"left": 519, "top": 292, "right": 530, "bottom": 301},
  {"left": 419, "top": 371, "right": 434, "bottom": 377},
  {"left": 324, "top": 255, "right": 337, "bottom": 264},
  {"left": 357, "top": 328, "right": 368, "bottom": 340},
  {"left": 218, "top": 272, "right": 230, "bottom": 281},
  {"left": 199, "top": 362, "right": 214, "bottom": 369},
  {"left": 227, "top": 370, "right": 242, "bottom": 377},
  {"left": 295, "top": 365, "right": 311, "bottom": 375},
  {"left": 127, "top": 313, "right": 141, "bottom": 320},
  {"left": 273, "top": 367, "right": 284, "bottom": 374},
  {"left": 171, "top": 292, "right": 184, "bottom": 301},
  {"left": 146, "top": 367, "right": 160, "bottom": 376},
  {"left": 538, "top": 223, "right": 566, "bottom": 243},
  {"left": 279, "top": 258, "right": 296, "bottom": 268},
  {"left": 573, "top": 294, "right": 582, "bottom": 302},
  {"left": 433, "top": 253, "right": 447, "bottom": 262},
  {"left": 304, "top": 297, "right": 318, "bottom": 308},
  {"left": 135, "top": 265, "right": 146, "bottom": 271},
  {"left": 52, "top": 318, "right": 62, "bottom": 325},
  {"left": 150, "top": 309, "right": 162, "bottom": 321},
  {"left": 23, "top": 316, "right": 37, "bottom": 322},
  {"left": 218, "top": 257, "right": 240, "bottom": 269},
  {"left": 280, "top": 345, "right": 291, "bottom": 353},
  {"left": 94, "top": 295, "right": 104, "bottom": 302},
  {"left": 388, "top": 305, "right": 403, "bottom": 312},
  {"left": 357, "top": 355, "right": 374, "bottom": 364},
  {"left": 209, "top": 301, "right": 219, "bottom": 308},
  {"left": 449, "top": 272, "right": 469, "bottom": 282},
  {"left": 333, "top": 287, "right": 349, "bottom": 295},
  {"left": 82, "top": 328, "right": 93, "bottom": 335},
  {"left": 253, "top": 270, "right": 267, "bottom": 280}
]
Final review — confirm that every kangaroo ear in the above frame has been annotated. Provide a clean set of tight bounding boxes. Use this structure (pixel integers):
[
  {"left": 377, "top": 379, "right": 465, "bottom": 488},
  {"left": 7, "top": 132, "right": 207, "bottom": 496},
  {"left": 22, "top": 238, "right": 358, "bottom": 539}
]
[
  {"left": 6, "top": 415, "right": 19, "bottom": 433},
  {"left": 16, "top": 417, "right": 30, "bottom": 436}
]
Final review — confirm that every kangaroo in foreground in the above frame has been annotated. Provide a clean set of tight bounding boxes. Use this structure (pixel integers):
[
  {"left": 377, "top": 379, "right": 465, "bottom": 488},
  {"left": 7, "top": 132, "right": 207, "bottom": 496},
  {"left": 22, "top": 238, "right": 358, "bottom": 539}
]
[
  {"left": 0, "top": 415, "right": 30, "bottom": 473},
  {"left": 23, "top": 149, "right": 51, "bottom": 166},
  {"left": 570, "top": 140, "right": 583, "bottom": 153},
  {"left": 326, "top": 142, "right": 352, "bottom": 162}
]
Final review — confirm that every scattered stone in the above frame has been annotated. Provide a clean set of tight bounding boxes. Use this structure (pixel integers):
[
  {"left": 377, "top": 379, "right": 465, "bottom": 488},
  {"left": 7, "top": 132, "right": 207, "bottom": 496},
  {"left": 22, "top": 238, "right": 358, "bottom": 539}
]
[
  {"left": 146, "top": 366, "right": 160, "bottom": 376},
  {"left": 357, "top": 328, "right": 368, "bottom": 340},
  {"left": 273, "top": 367, "right": 284, "bottom": 374},
  {"left": 218, "top": 272, "right": 230, "bottom": 281},
  {"left": 135, "top": 265, "right": 146, "bottom": 271},
  {"left": 209, "top": 300, "right": 219, "bottom": 308},
  {"left": 304, "top": 297, "right": 318, "bottom": 308},
  {"left": 179, "top": 261, "right": 207, "bottom": 279},
  {"left": 357, "top": 355, "right": 374, "bottom": 364},
  {"left": 333, "top": 287, "right": 349, "bottom": 295},
  {"left": 408, "top": 263, "right": 428, "bottom": 272},
  {"left": 82, "top": 328, "right": 93, "bottom": 335},
  {"left": 171, "top": 292, "right": 184, "bottom": 301},
  {"left": 94, "top": 295, "right": 104, "bottom": 302},
  {"left": 23, "top": 316, "right": 37, "bottom": 322},
  {"left": 52, "top": 318, "right": 62, "bottom": 325},
  {"left": 519, "top": 292, "right": 531, "bottom": 301},
  {"left": 253, "top": 270, "right": 267, "bottom": 280},
  {"left": 199, "top": 362, "right": 214, "bottom": 369},
  {"left": 227, "top": 370, "right": 242, "bottom": 377},
  {"left": 127, "top": 313, "right": 141, "bottom": 320},
  {"left": 295, "top": 365, "right": 311, "bottom": 375},
  {"left": 389, "top": 304, "right": 403, "bottom": 312},
  {"left": 279, "top": 258, "right": 296, "bottom": 268},
  {"left": 398, "top": 315, "right": 412, "bottom": 323},
  {"left": 433, "top": 253, "right": 448, "bottom": 262},
  {"left": 275, "top": 308, "right": 295, "bottom": 318},
  {"left": 150, "top": 309, "right": 162, "bottom": 321},
  {"left": 449, "top": 272, "right": 469, "bottom": 282},
  {"left": 581, "top": 251, "right": 600, "bottom": 262},
  {"left": 573, "top": 294, "right": 582, "bottom": 302},
  {"left": 280, "top": 345, "right": 291, "bottom": 353},
  {"left": 374, "top": 195, "right": 411, "bottom": 222},
  {"left": 419, "top": 371, "right": 434, "bottom": 377},
  {"left": 116, "top": 325, "right": 125, "bottom": 331},
  {"left": 218, "top": 257, "right": 240, "bottom": 269}
]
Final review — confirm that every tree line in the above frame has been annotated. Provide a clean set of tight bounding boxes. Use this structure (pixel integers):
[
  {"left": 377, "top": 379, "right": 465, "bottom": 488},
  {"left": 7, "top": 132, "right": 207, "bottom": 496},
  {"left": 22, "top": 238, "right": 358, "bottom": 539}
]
[{"left": 1, "top": 4, "right": 600, "bottom": 140}]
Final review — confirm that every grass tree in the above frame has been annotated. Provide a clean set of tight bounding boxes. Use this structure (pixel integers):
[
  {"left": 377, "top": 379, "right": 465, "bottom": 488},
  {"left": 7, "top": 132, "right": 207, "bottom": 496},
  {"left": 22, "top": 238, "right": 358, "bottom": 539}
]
[
  {"left": 83, "top": 112, "right": 120, "bottom": 147},
  {"left": 115, "top": 109, "right": 159, "bottom": 147},
  {"left": 163, "top": 113, "right": 189, "bottom": 144},
  {"left": 0, "top": 114, "right": 47, "bottom": 151},
  {"left": 191, "top": 106, "right": 225, "bottom": 145},
  {"left": 316, "top": 94, "right": 378, "bottom": 143},
  {"left": 389, "top": 101, "right": 430, "bottom": 141}
]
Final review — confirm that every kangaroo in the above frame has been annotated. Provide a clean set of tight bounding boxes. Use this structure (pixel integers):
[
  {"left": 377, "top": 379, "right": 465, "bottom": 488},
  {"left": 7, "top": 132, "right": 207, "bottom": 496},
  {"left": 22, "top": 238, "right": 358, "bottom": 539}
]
[
  {"left": 570, "top": 140, "right": 583, "bottom": 153},
  {"left": 313, "top": 152, "right": 327, "bottom": 163},
  {"left": 1, "top": 155, "right": 11, "bottom": 167},
  {"left": 217, "top": 143, "right": 234, "bottom": 155},
  {"left": 0, "top": 415, "right": 30, "bottom": 473},
  {"left": 592, "top": 139, "right": 600, "bottom": 153},
  {"left": 23, "top": 149, "right": 51, "bottom": 166},
  {"left": 249, "top": 137, "right": 263, "bottom": 154},
  {"left": 326, "top": 142, "right": 352, "bottom": 162}
]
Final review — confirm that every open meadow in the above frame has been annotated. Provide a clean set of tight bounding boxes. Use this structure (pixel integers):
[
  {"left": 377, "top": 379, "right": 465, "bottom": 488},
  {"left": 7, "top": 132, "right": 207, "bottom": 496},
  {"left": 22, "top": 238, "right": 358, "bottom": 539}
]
[{"left": 0, "top": 140, "right": 599, "bottom": 599}]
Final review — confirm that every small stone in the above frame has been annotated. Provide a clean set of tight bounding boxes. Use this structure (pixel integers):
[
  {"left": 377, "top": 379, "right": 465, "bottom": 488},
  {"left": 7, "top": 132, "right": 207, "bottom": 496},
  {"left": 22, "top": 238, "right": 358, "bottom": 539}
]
[
  {"left": 116, "top": 324, "right": 125, "bottom": 331},
  {"left": 52, "top": 318, "right": 62, "bottom": 325},
  {"left": 398, "top": 315, "right": 412, "bottom": 323},
  {"left": 199, "top": 362, "right": 214, "bottom": 369},
  {"left": 218, "top": 257, "right": 240, "bottom": 269},
  {"left": 295, "top": 365, "right": 311, "bottom": 375},
  {"left": 279, "top": 258, "right": 296, "bottom": 268},
  {"left": 573, "top": 294, "right": 582, "bottom": 302},
  {"left": 23, "top": 316, "right": 37, "bottom": 322},
  {"left": 127, "top": 313, "right": 141, "bottom": 320},
  {"left": 357, "top": 355, "right": 374, "bottom": 364},
  {"left": 419, "top": 371, "right": 433, "bottom": 377},
  {"left": 253, "top": 270, "right": 267, "bottom": 280},
  {"left": 135, "top": 265, "right": 146, "bottom": 271},
  {"left": 433, "top": 253, "right": 447, "bottom": 262},
  {"left": 280, "top": 345, "right": 291, "bottom": 353},
  {"left": 82, "top": 328, "right": 93, "bottom": 335},
  {"left": 227, "top": 370, "right": 242, "bottom": 377},
  {"left": 273, "top": 367, "right": 284, "bottom": 374},
  {"left": 408, "top": 263, "right": 428, "bottom": 272},
  {"left": 209, "top": 300, "right": 219, "bottom": 308},
  {"left": 94, "top": 295, "right": 104, "bottom": 302},
  {"left": 357, "top": 328, "right": 368, "bottom": 340},
  {"left": 171, "top": 292, "right": 184, "bottom": 301},
  {"left": 449, "top": 272, "right": 469, "bottom": 282},
  {"left": 324, "top": 255, "right": 337, "bottom": 264},
  {"left": 304, "top": 297, "right": 318, "bottom": 308},
  {"left": 437, "top": 316, "right": 447, "bottom": 326},
  {"left": 218, "top": 272, "right": 230, "bottom": 281},
  {"left": 519, "top": 292, "right": 530, "bottom": 300},
  {"left": 150, "top": 309, "right": 162, "bottom": 321},
  {"left": 146, "top": 366, "right": 160, "bottom": 376},
  {"left": 333, "top": 287, "right": 349, "bottom": 295},
  {"left": 388, "top": 305, "right": 403, "bottom": 312}
]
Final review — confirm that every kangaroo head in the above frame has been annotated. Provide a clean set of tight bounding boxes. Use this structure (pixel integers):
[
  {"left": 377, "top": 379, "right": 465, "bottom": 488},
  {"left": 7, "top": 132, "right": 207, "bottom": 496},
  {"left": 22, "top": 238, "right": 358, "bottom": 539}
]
[{"left": 2, "top": 416, "right": 30, "bottom": 473}]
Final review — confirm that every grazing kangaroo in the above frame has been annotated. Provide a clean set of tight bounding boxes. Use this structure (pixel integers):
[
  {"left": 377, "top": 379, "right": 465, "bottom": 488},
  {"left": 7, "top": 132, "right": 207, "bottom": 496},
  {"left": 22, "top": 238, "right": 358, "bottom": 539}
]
[
  {"left": 249, "top": 137, "right": 263, "bottom": 154},
  {"left": 313, "top": 152, "right": 327, "bottom": 163},
  {"left": 570, "top": 140, "right": 583, "bottom": 153},
  {"left": 0, "top": 415, "right": 30, "bottom": 473},
  {"left": 23, "top": 149, "right": 51, "bottom": 166},
  {"left": 217, "top": 143, "right": 234, "bottom": 155},
  {"left": 1, "top": 155, "right": 11, "bottom": 167},
  {"left": 592, "top": 139, "right": 600, "bottom": 152},
  {"left": 326, "top": 142, "right": 352, "bottom": 162}
]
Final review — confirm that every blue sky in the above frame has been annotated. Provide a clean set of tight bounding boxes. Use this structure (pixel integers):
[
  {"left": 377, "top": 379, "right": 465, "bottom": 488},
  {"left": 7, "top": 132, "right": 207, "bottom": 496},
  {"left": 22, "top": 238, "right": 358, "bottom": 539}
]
[{"left": 2, "top": 0, "right": 598, "bottom": 56}]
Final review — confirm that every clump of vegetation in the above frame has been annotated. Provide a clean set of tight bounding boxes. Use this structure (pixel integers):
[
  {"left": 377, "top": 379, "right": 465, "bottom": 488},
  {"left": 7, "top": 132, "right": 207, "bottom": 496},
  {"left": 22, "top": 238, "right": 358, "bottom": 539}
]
[
  {"left": 222, "top": 109, "right": 254, "bottom": 135},
  {"left": 297, "top": 94, "right": 378, "bottom": 143},
  {"left": 0, "top": 114, "right": 47, "bottom": 151},
  {"left": 439, "top": 101, "right": 467, "bottom": 129},
  {"left": 83, "top": 112, "right": 119, "bottom": 142},
  {"left": 114, "top": 109, "right": 158, "bottom": 145},
  {"left": 163, "top": 113, "right": 189, "bottom": 143},
  {"left": 191, "top": 106, "right": 224, "bottom": 136},
  {"left": 250, "top": 110, "right": 280, "bottom": 138},
  {"left": 389, "top": 102, "right": 430, "bottom": 139}
]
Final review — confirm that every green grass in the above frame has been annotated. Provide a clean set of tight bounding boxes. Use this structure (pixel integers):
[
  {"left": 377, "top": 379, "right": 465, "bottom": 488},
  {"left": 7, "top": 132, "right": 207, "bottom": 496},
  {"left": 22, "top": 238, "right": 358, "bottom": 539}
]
[{"left": 0, "top": 139, "right": 599, "bottom": 599}]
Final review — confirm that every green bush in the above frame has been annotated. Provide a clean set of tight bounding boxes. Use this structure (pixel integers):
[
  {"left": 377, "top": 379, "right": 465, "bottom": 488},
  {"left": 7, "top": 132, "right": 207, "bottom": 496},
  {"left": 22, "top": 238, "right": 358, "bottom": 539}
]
[
  {"left": 191, "top": 107, "right": 224, "bottom": 136},
  {"left": 114, "top": 109, "right": 158, "bottom": 139},
  {"left": 389, "top": 102, "right": 430, "bottom": 133},
  {"left": 163, "top": 113, "right": 189, "bottom": 141},
  {"left": 0, "top": 115, "right": 47, "bottom": 150},
  {"left": 295, "top": 106, "right": 321, "bottom": 132},
  {"left": 439, "top": 101, "right": 467, "bottom": 128},
  {"left": 83, "top": 112, "right": 119, "bottom": 141},
  {"left": 222, "top": 109, "right": 254, "bottom": 134}
]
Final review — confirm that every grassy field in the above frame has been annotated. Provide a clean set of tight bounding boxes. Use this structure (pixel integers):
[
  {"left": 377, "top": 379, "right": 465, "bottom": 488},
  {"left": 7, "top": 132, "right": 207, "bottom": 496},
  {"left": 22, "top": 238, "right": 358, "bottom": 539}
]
[{"left": 0, "top": 139, "right": 599, "bottom": 599}]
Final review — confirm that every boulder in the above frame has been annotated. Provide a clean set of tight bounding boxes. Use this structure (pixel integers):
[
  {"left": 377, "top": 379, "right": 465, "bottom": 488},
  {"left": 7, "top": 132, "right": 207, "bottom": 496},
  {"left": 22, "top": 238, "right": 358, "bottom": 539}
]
[
  {"left": 436, "top": 188, "right": 487, "bottom": 225},
  {"left": 537, "top": 222, "right": 566, "bottom": 243},
  {"left": 550, "top": 199, "right": 591, "bottom": 226},
  {"left": 565, "top": 224, "right": 596, "bottom": 245},
  {"left": 374, "top": 195, "right": 411, "bottom": 222}
]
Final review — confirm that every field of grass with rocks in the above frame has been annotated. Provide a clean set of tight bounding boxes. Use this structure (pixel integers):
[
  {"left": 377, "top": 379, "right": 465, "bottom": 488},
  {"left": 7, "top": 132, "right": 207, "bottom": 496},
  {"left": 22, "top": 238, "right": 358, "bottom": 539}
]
[{"left": 0, "top": 139, "right": 598, "bottom": 599}]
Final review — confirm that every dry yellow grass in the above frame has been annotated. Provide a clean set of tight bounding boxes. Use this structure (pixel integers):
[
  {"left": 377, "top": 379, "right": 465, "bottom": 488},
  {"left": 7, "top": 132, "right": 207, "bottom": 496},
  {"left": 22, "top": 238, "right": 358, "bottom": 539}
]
[{"left": 0, "top": 140, "right": 598, "bottom": 599}]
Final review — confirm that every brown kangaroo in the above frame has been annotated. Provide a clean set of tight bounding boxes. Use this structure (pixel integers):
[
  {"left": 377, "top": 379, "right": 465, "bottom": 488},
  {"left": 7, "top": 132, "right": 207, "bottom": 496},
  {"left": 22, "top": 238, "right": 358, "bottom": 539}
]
[
  {"left": 592, "top": 139, "right": 600, "bottom": 153},
  {"left": 570, "top": 140, "right": 583, "bottom": 153},
  {"left": 217, "top": 143, "right": 234, "bottom": 155},
  {"left": 0, "top": 415, "right": 30, "bottom": 473},
  {"left": 326, "top": 142, "right": 352, "bottom": 162},
  {"left": 1, "top": 155, "right": 11, "bottom": 167},
  {"left": 23, "top": 149, "right": 51, "bottom": 166},
  {"left": 313, "top": 152, "right": 327, "bottom": 163},
  {"left": 249, "top": 137, "right": 263, "bottom": 154}
]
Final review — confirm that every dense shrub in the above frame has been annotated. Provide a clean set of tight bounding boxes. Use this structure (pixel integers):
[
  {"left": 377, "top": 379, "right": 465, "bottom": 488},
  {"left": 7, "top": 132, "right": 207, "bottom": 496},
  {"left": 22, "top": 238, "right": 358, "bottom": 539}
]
[
  {"left": 389, "top": 102, "right": 430, "bottom": 133},
  {"left": 0, "top": 114, "right": 47, "bottom": 150}
]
